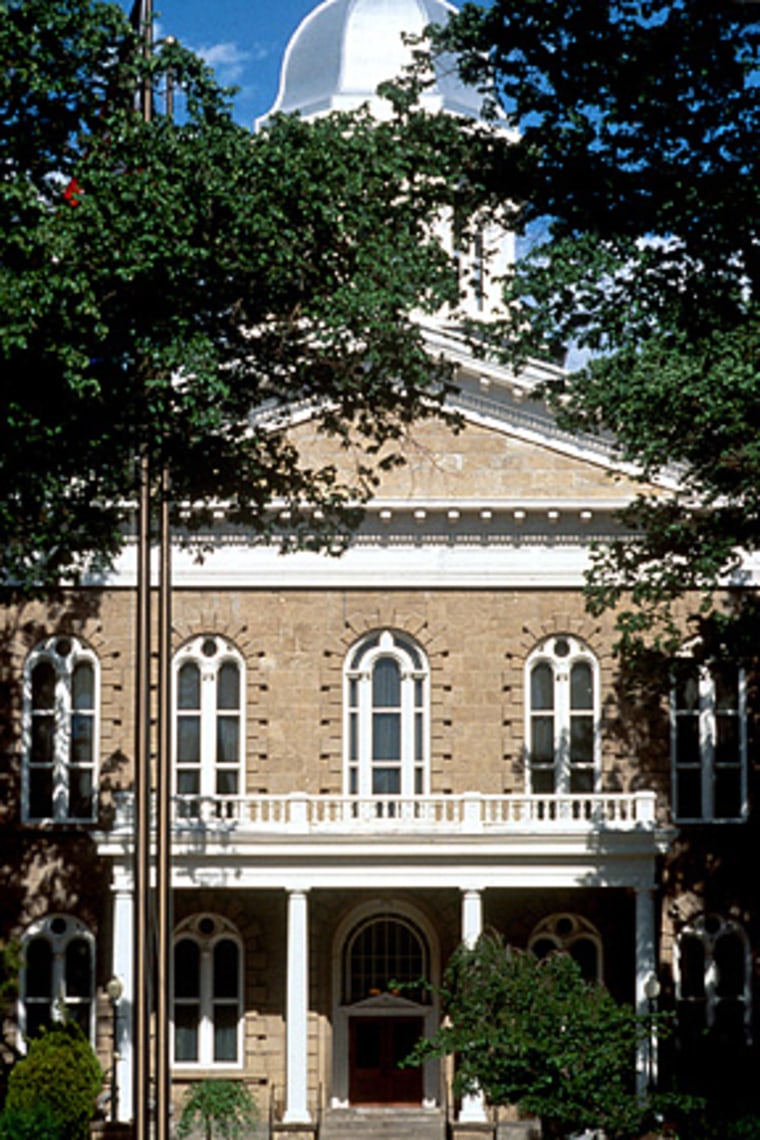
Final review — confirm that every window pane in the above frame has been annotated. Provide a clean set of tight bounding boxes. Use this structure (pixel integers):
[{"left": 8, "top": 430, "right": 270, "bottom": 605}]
[
  {"left": 26, "top": 1002, "right": 51, "bottom": 1040},
  {"left": 213, "top": 1004, "right": 238, "bottom": 1062},
  {"left": 570, "top": 716, "right": 593, "bottom": 765},
  {"left": 715, "top": 716, "right": 739, "bottom": 767},
  {"left": 570, "top": 937, "right": 598, "bottom": 982},
  {"left": 569, "top": 766, "right": 594, "bottom": 793},
  {"left": 676, "top": 768, "right": 702, "bottom": 819},
  {"left": 174, "top": 939, "right": 200, "bottom": 999},
  {"left": 65, "top": 938, "right": 92, "bottom": 998},
  {"left": 676, "top": 718, "right": 700, "bottom": 766},
  {"left": 680, "top": 935, "right": 706, "bottom": 999},
  {"left": 373, "top": 658, "right": 400, "bottom": 707},
  {"left": 32, "top": 662, "right": 56, "bottom": 710},
  {"left": 570, "top": 662, "right": 593, "bottom": 710},
  {"left": 174, "top": 1005, "right": 199, "bottom": 1062},
  {"left": 31, "top": 716, "right": 54, "bottom": 763},
  {"left": 177, "top": 717, "right": 200, "bottom": 764},
  {"left": 72, "top": 662, "right": 94, "bottom": 710},
  {"left": 531, "top": 663, "right": 553, "bottom": 711},
  {"left": 675, "top": 667, "right": 700, "bottom": 711},
  {"left": 217, "top": 663, "right": 240, "bottom": 710},
  {"left": 216, "top": 769, "right": 239, "bottom": 796},
  {"left": 531, "top": 716, "right": 554, "bottom": 763},
  {"left": 373, "top": 713, "right": 400, "bottom": 761},
  {"left": 531, "top": 768, "right": 556, "bottom": 794},
  {"left": 715, "top": 932, "right": 745, "bottom": 999},
  {"left": 177, "top": 771, "right": 200, "bottom": 796},
  {"left": 29, "top": 769, "right": 53, "bottom": 818},
  {"left": 67, "top": 1000, "right": 91, "bottom": 1038},
  {"left": 26, "top": 938, "right": 52, "bottom": 997},
  {"left": 372, "top": 767, "right": 400, "bottom": 795},
  {"left": 714, "top": 664, "right": 738, "bottom": 712},
  {"left": 70, "top": 714, "right": 93, "bottom": 764},
  {"left": 178, "top": 663, "right": 200, "bottom": 710},
  {"left": 69, "top": 768, "right": 93, "bottom": 818},
  {"left": 715, "top": 768, "right": 742, "bottom": 819},
  {"left": 213, "top": 940, "right": 239, "bottom": 1000},
  {"left": 216, "top": 717, "right": 239, "bottom": 764}
]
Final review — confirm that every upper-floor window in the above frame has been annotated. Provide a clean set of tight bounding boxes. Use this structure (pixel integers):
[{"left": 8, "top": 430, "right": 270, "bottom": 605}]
[
  {"left": 526, "top": 636, "right": 600, "bottom": 795},
  {"left": 344, "top": 630, "right": 429, "bottom": 799},
  {"left": 173, "top": 914, "right": 243, "bottom": 1067},
  {"left": 671, "top": 661, "right": 747, "bottom": 822},
  {"left": 23, "top": 637, "right": 98, "bottom": 823},
  {"left": 173, "top": 636, "right": 244, "bottom": 818},
  {"left": 676, "top": 914, "right": 751, "bottom": 1046},
  {"left": 528, "top": 913, "right": 603, "bottom": 983},
  {"left": 20, "top": 915, "right": 95, "bottom": 1044}
]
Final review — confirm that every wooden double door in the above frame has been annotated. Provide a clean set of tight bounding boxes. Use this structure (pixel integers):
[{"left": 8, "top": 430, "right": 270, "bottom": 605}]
[{"left": 348, "top": 1016, "right": 424, "bottom": 1105}]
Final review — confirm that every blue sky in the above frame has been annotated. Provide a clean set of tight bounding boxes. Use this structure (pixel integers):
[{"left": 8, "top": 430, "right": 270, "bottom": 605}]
[{"left": 117, "top": 1, "right": 478, "bottom": 128}]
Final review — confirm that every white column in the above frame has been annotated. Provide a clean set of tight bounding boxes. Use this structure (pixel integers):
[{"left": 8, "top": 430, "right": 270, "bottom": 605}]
[
  {"left": 112, "top": 870, "right": 134, "bottom": 1123},
  {"left": 635, "top": 887, "right": 658, "bottom": 1095},
  {"left": 458, "top": 889, "right": 487, "bottom": 1124},
  {"left": 284, "top": 889, "right": 311, "bottom": 1124}
]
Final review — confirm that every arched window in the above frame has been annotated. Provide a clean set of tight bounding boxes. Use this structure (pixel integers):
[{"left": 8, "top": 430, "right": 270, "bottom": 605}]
[
  {"left": 525, "top": 636, "right": 600, "bottom": 795},
  {"left": 173, "top": 914, "right": 243, "bottom": 1066},
  {"left": 528, "top": 913, "right": 603, "bottom": 983},
  {"left": 20, "top": 916, "right": 95, "bottom": 1044},
  {"left": 173, "top": 636, "right": 244, "bottom": 818},
  {"left": 675, "top": 914, "right": 752, "bottom": 1045},
  {"left": 23, "top": 637, "right": 99, "bottom": 822},
  {"left": 343, "top": 916, "right": 430, "bottom": 1005},
  {"left": 344, "top": 631, "right": 429, "bottom": 800},
  {"left": 671, "top": 661, "right": 747, "bottom": 821}
]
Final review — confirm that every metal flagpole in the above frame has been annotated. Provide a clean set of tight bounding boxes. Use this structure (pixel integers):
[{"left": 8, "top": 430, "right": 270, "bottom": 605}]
[
  {"left": 133, "top": 5, "right": 154, "bottom": 1140},
  {"left": 156, "top": 458, "right": 172, "bottom": 1140}
]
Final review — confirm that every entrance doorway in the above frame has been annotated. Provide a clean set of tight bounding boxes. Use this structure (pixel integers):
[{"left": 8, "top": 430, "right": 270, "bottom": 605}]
[{"left": 348, "top": 1016, "right": 424, "bottom": 1104}]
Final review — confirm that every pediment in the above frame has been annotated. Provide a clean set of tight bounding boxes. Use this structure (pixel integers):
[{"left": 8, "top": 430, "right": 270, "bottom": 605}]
[
  {"left": 349, "top": 991, "right": 423, "bottom": 1011},
  {"left": 287, "top": 403, "right": 662, "bottom": 509}
]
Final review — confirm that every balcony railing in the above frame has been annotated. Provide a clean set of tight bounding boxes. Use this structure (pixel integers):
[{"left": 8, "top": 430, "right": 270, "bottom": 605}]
[{"left": 112, "top": 790, "right": 657, "bottom": 835}]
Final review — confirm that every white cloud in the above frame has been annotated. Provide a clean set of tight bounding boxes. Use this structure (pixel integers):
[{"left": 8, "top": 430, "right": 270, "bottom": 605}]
[{"left": 194, "top": 40, "right": 268, "bottom": 85}]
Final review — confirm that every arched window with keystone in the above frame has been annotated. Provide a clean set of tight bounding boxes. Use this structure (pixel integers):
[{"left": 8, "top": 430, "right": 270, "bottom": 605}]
[
  {"left": 525, "top": 635, "right": 601, "bottom": 795},
  {"left": 23, "top": 636, "right": 99, "bottom": 823},
  {"left": 173, "top": 635, "right": 245, "bottom": 819},
  {"left": 344, "top": 630, "right": 429, "bottom": 802}
]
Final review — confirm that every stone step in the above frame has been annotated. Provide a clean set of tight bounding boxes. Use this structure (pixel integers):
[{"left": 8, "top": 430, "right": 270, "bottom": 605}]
[{"left": 320, "top": 1106, "right": 446, "bottom": 1140}]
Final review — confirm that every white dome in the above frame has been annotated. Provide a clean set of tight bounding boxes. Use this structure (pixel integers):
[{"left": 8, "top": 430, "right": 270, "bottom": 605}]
[{"left": 262, "top": 0, "right": 483, "bottom": 122}]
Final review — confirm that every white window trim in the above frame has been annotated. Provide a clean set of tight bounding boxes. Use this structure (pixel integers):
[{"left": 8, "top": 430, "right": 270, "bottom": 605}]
[
  {"left": 22, "top": 636, "right": 100, "bottom": 824},
  {"left": 670, "top": 661, "right": 748, "bottom": 823},
  {"left": 19, "top": 915, "right": 95, "bottom": 1048},
  {"left": 172, "top": 636, "right": 245, "bottom": 809},
  {"left": 524, "top": 635, "right": 601, "bottom": 795},
  {"left": 172, "top": 914, "right": 244, "bottom": 1069},
  {"left": 675, "top": 914, "right": 752, "bottom": 1044},
  {"left": 343, "top": 630, "right": 430, "bottom": 799}
]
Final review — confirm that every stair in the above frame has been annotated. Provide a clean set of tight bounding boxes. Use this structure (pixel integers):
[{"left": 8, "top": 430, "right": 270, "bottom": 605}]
[{"left": 320, "top": 1106, "right": 446, "bottom": 1140}]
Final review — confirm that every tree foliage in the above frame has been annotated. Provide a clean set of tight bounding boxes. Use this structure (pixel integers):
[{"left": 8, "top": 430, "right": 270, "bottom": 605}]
[
  {"left": 177, "top": 1079, "right": 259, "bottom": 1140},
  {"left": 431, "top": 0, "right": 760, "bottom": 652},
  {"left": 5, "top": 1021, "right": 103, "bottom": 1140},
  {"left": 407, "top": 934, "right": 666, "bottom": 1140},
  {"left": 0, "top": 0, "right": 492, "bottom": 596}
]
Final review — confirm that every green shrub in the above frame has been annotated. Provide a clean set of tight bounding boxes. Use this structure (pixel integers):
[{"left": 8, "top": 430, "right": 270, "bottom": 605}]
[
  {"left": 0, "top": 1102, "right": 63, "bottom": 1140},
  {"left": 5, "top": 1021, "right": 103, "bottom": 1140},
  {"left": 177, "top": 1079, "right": 259, "bottom": 1140}
]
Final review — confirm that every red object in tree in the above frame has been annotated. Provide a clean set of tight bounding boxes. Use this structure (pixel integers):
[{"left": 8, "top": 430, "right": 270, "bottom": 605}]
[{"left": 63, "top": 178, "right": 83, "bottom": 206}]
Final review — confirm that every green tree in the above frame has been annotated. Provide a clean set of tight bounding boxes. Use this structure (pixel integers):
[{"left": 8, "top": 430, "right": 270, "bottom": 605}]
[
  {"left": 407, "top": 934, "right": 672, "bottom": 1139},
  {"left": 1, "top": 0, "right": 489, "bottom": 596},
  {"left": 430, "top": 0, "right": 760, "bottom": 653},
  {"left": 5, "top": 1021, "right": 103, "bottom": 1140},
  {"left": 177, "top": 1079, "right": 259, "bottom": 1140}
]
